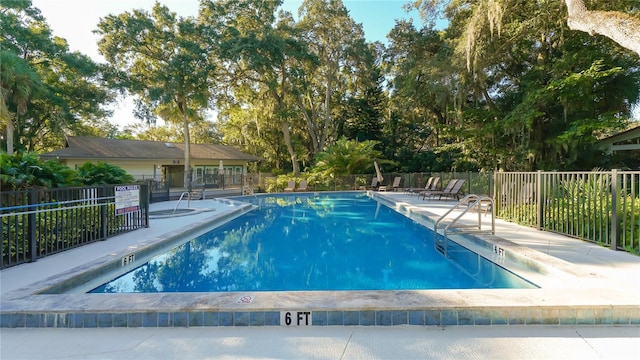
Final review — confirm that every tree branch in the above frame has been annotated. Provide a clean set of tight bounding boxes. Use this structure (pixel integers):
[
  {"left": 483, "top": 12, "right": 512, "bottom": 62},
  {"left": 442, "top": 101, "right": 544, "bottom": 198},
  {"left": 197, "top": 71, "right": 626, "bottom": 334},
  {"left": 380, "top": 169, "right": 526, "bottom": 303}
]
[{"left": 565, "top": 0, "right": 640, "bottom": 56}]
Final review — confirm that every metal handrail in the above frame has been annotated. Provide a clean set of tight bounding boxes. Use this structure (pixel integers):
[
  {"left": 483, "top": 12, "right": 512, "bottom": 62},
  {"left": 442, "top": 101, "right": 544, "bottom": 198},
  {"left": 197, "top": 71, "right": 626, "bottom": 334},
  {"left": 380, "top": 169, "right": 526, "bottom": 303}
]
[
  {"left": 434, "top": 194, "right": 495, "bottom": 256},
  {"left": 173, "top": 191, "right": 192, "bottom": 214}
]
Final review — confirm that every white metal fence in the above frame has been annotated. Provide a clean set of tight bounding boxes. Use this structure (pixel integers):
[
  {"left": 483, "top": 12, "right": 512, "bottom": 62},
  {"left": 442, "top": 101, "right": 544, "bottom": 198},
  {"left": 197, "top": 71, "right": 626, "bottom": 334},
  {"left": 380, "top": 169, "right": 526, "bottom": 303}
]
[{"left": 495, "top": 170, "right": 639, "bottom": 252}]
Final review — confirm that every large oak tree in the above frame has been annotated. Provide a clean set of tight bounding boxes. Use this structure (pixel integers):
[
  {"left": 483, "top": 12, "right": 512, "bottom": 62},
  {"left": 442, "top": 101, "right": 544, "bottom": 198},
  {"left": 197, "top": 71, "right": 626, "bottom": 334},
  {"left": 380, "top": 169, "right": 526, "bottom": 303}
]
[
  {"left": 96, "top": 3, "right": 214, "bottom": 187},
  {"left": 565, "top": 0, "right": 640, "bottom": 56},
  {"left": 1, "top": 0, "right": 112, "bottom": 154}
]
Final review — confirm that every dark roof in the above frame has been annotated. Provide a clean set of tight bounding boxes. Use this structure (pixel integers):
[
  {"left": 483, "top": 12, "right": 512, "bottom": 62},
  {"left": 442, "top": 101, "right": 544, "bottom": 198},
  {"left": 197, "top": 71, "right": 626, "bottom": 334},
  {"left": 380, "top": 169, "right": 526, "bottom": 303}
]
[{"left": 40, "top": 136, "right": 260, "bottom": 162}]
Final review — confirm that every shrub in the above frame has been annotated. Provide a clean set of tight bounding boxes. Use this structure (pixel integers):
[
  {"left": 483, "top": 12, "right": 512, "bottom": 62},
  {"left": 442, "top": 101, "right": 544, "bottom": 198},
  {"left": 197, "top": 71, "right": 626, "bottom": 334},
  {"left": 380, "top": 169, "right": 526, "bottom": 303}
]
[
  {"left": 0, "top": 152, "right": 78, "bottom": 191},
  {"left": 77, "top": 161, "right": 135, "bottom": 185}
]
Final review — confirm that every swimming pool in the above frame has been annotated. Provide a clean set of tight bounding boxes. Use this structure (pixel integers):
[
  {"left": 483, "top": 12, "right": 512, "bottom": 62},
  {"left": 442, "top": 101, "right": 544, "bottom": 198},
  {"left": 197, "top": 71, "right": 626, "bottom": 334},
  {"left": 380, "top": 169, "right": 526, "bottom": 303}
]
[
  {"left": 90, "top": 192, "right": 535, "bottom": 293},
  {"left": 8, "top": 192, "right": 634, "bottom": 329}
]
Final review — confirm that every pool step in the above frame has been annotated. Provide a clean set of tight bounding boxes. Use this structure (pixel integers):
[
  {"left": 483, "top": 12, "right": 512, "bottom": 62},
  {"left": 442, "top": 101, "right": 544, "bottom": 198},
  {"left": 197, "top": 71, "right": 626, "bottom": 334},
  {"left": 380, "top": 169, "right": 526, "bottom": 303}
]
[{"left": 435, "top": 240, "right": 445, "bottom": 254}]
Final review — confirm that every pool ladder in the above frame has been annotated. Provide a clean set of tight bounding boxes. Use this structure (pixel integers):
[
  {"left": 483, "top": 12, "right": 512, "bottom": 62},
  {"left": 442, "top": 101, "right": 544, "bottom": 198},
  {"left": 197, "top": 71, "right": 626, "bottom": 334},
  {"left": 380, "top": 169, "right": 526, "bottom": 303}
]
[
  {"left": 433, "top": 194, "right": 495, "bottom": 256},
  {"left": 172, "top": 191, "right": 198, "bottom": 214}
]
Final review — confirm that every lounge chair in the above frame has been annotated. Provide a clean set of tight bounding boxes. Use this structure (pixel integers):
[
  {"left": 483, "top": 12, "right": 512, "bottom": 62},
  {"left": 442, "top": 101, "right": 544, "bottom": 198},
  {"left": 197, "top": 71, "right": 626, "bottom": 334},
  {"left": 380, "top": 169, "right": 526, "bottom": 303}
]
[
  {"left": 296, "top": 180, "right": 308, "bottom": 192},
  {"left": 390, "top": 176, "right": 402, "bottom": 191},
  {"left": 405, "top": 176, "right": 430, "bottom": 194},
  {"left": 431, "top": 177, "right": 441, "bottom": 191},
  {"left": 461, "top": 194, "right": 493, "bottom": 215},
  {"left": 366, "top": 177, "right": 379, "bottom": 190},
  {"left": 380, "top": 177, "right": 400, "bottom": 192},
  {"left": 407, "top": 177, "right": 439, "bottom": 195},
  {"left": 284, "top": 180, "right": 295, "bottom": 192},
  {"left": 420, "top": 178, "right": 457, "bottom": 200},
  {"left": 426, "top": 179, "right": 466, "bottom": 201},
  {"left": 496, "top": 182, "right": 534, "bottom": 205}
]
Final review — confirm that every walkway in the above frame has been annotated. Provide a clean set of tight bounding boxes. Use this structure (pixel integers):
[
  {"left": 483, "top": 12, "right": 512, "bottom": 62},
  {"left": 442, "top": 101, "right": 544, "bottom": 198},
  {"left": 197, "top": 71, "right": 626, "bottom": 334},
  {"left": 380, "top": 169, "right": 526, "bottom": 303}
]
[{"left": 2, "top": 325, "right": 638, "bottom": 359}]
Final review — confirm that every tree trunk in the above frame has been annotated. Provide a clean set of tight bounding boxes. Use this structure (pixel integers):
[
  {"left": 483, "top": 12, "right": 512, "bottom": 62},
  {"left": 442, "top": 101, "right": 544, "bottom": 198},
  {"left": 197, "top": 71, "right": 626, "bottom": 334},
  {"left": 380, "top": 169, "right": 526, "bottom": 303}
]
[
  {"left": 321, "top": 69, "right": 333, "bottom": 152},
  {"left": 179, "top": 99, "right": 191, "bottom": 190},
  {"left": 282, "top": 121, "right": 300, "bottom": 176},
  {"left": 565, "top": 0, "right": 640, "bottom": 56},
  {"left": 298, "top": 94, "right": 320, "bottom": 153},
  {"left": 274, "top": 71, "right": 300, "bottom": 176},
  {"left": 6, "top": 118, "right": 14, "bottom": 155}
]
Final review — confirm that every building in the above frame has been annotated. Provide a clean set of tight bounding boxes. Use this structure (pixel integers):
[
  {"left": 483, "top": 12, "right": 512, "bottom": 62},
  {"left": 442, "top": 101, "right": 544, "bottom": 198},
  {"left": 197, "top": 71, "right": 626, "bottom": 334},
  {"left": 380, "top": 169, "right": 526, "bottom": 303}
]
[
  {"left": 39, "top": 136, "right": 261, "bottom": 187},
  {"left": 598, "top": 124, "right": 640, "bottom": 169}
]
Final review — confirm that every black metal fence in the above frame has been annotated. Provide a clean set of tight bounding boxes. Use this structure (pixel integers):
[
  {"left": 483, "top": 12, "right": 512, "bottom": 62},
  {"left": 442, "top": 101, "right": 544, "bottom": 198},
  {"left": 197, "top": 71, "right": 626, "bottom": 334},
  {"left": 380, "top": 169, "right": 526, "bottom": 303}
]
[
  {"left": 1, "top": 184, "right": 149, "bottom": 269},
  {"left": 147, "top": 179, "right": 170, "bottom": 203}
]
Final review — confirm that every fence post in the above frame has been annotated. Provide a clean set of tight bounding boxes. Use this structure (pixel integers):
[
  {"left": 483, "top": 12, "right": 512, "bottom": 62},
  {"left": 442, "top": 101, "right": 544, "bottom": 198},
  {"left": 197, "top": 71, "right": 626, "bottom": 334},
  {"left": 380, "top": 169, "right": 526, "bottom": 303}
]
[
  {"left": 536, "top": 170, "right": 543, "bottom": 230},
  {"left": 611, "top": 169, "right": 620, "bottom": 251},
  {"left": 491, "top": 171, "right": 495, "bottom": 196},
  {"left": 100, "top": 186, "right": 108, "bottom": 240},
  {"left": 142, "top": 183, "right": 150, "bottom": 228},
  {"left": 28, "top": 188, "right": 37, "bottom": 263},
  {"left": 493, "top": 172, "right": 498, "bottom": 212}
]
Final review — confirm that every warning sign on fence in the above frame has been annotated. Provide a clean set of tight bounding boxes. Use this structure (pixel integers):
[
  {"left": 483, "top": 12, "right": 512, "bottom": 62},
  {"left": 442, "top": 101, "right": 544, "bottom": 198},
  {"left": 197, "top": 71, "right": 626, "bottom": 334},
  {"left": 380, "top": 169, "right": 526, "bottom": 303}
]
[{"left": 115, "top": 185, "right": 140, "bottom": 215}]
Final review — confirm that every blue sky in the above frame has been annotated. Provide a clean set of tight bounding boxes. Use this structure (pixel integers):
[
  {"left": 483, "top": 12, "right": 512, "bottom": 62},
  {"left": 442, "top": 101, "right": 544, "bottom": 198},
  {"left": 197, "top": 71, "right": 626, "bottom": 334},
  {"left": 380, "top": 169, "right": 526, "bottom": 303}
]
[
  {"left": 31, "top": 0, "right": 422, "bottom": 128},
  {"left": 282, "top": 0, "right": 421, "bottom": 42}
]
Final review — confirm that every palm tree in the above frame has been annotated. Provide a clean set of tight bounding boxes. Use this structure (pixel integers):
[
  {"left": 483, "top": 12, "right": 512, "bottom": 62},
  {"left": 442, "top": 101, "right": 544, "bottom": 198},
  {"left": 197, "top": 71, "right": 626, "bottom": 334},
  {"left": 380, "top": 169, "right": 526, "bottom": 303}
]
[
  {"left": 313, "top": 138, "right": 385, "bottom": 177},
  {"left": 0, "top": 50, "right": 43, "bottom": 154}
]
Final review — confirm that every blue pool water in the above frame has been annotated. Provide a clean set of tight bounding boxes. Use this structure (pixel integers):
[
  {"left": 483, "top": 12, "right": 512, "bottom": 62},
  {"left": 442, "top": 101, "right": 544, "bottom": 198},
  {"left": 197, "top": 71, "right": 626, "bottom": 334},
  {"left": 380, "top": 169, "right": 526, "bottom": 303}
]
[{"left": 90, "top": 192, "right": 536, "bottom": 293}]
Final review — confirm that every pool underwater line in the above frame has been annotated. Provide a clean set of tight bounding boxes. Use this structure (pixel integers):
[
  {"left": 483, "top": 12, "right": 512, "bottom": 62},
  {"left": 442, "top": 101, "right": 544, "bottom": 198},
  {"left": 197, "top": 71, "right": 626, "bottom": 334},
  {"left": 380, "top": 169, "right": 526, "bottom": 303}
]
[{"left": 1, "top": 192, "right": 639, "bottom": 328}]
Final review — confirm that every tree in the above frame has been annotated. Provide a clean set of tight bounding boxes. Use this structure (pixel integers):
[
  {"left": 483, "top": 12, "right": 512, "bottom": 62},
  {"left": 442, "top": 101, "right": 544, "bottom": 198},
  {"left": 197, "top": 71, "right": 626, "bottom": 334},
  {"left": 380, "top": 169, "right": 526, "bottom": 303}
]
[
  {"left": 404, "top": 0, "right": 640, "bottom": 171},
  {"left": 96, "top": 3, "right": 214, "bottom": 187},
  {"left": 338, "top": 66, "right": 385, "bottom": 143},
  {"left": 0, "top": 50, "right": 43, "bottom": 154},
  {"left": 200, "top": 0, "right": 313, "bottom": 175},
  {"left": 1, "top": 0, "right": 112, "bottom": 153},
  {"left": 382, "top": 19, "right": 472, "bottom": 171},
  {"left": 221, "top": 103, "right": 290, "bottom": 172},
  {"left": 128, "top": 118, "right": 219, "bottom": 144},
  {"left": 312, "top": 137, "right": 384, "bottom": 177},
  {"left": 565, "top": 0, "right": 640, "bottom": 56},
  {"left": 295, "top": 0, "right": 372, "bottom": 154},
  {"left": 413, "top": 1, "right": 639, "bottom": 56}
]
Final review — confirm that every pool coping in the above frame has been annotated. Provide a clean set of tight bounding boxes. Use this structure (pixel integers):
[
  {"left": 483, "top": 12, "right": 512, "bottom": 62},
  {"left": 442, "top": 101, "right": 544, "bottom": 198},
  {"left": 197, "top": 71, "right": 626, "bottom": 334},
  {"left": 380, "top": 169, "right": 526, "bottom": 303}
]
[{"left": 2, "top": 192, "right": 640, "bottom": 328}]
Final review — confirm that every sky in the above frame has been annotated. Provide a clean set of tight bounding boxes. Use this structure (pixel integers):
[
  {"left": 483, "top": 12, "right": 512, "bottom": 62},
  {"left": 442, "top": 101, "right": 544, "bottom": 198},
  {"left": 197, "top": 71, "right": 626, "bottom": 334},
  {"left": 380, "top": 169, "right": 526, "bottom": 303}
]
[{"left": 30, "top": 0, "right": 422, "bottom": 129}]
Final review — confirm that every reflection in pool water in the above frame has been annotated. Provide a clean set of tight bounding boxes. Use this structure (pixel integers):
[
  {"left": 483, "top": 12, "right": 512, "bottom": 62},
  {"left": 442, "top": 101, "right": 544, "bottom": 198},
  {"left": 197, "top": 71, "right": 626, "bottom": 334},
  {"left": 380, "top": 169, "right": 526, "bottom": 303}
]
[{"left": 91, "top": 192, "right": 535, "bottom": 293}]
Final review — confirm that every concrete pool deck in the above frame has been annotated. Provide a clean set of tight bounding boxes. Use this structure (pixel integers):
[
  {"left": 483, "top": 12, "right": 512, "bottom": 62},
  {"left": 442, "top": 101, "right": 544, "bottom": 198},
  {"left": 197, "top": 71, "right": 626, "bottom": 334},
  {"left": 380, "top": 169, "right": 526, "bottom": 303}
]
[{"left": 1, "top": 191, "right": 639, "bottom": 358}]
